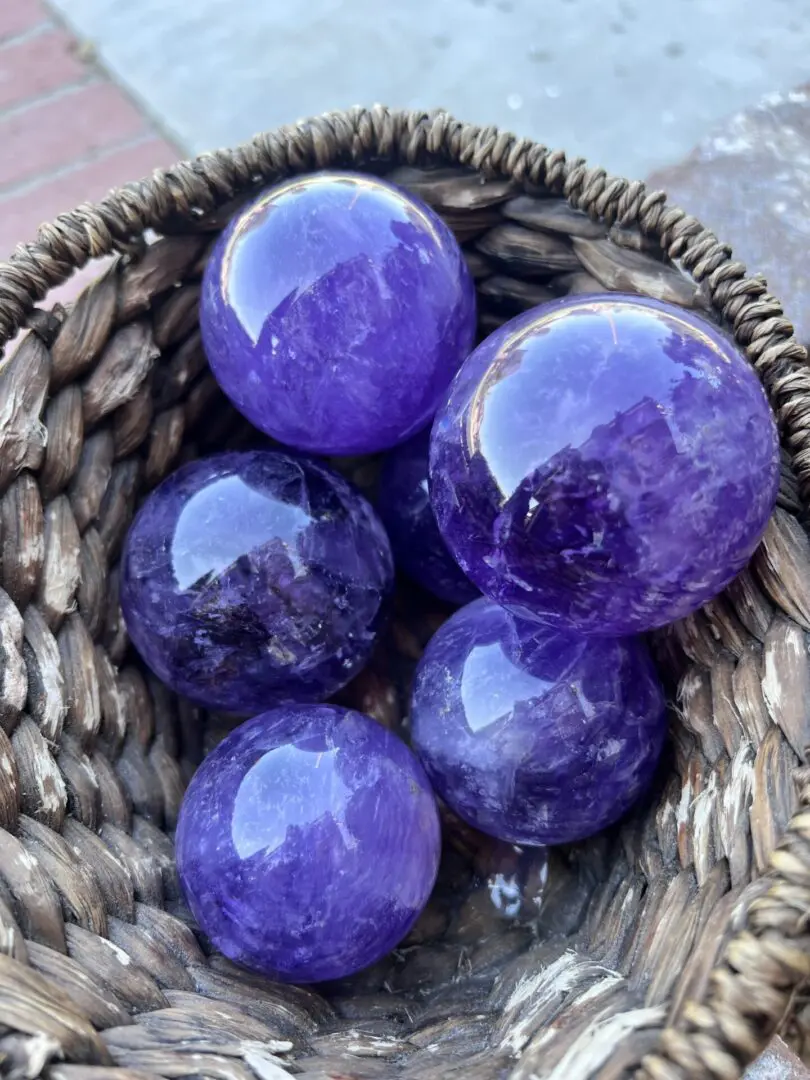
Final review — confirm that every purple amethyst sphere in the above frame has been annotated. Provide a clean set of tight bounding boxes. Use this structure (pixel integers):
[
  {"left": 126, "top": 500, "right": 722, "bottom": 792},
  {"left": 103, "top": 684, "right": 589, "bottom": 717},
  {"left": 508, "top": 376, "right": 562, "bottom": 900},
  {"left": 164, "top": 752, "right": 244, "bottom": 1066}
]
[
  {"left": 377, "top": 429, "right": 478, "bottom": 605},
  {"left": 410, "top": 598, "right": 667, "bottom": 845},
  {"left": 121, "top": 450, "right": 393, "bottom": 713},
  {"left": 176, "top": 705, "right": 441, "bottom": 983},
  {"left": 430, "top": 294, "right": 780, "bottom": 636},
  {"left": 200, "top": 171, "right": 476, "bottom": 455}
]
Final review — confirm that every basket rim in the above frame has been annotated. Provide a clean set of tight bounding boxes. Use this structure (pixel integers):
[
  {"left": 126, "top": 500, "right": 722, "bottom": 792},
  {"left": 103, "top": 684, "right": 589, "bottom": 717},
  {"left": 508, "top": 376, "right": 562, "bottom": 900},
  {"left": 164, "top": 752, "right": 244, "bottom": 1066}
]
[
  {"left": 2, "top": 105, "right": 810, "bottom": 1080},
  {"left": 2, "top": 108, "right": 808, "bottom": 492}
]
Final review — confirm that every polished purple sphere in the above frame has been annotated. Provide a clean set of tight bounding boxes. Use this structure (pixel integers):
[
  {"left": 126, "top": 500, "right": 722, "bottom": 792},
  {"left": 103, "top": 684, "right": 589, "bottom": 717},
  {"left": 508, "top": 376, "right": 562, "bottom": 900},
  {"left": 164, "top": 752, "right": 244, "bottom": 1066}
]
[
  {"left": 377, "top": 429, "right": 478, "bottom": 605},
  {"left": 200, "top": 171, "right": 476, "bottom": 455},
  {"left": 176, "top": 705, "right": 441, "bottom": 983},
  {"left": 410, "top": 598, "right": 667, "bottom": 845},
  {"left": 121, "top": 451, "right": 393, "bottom": 713},
  {"left": 430, "top": 294, "right": 780, "bottom": 636}
]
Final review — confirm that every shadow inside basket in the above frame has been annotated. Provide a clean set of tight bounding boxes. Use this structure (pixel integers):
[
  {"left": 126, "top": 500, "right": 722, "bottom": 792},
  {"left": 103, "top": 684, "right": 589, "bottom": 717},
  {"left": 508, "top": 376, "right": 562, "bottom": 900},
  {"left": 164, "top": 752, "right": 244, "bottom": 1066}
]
[{"left": 0, "top": 155, "right": 808, "bottom": 1080}]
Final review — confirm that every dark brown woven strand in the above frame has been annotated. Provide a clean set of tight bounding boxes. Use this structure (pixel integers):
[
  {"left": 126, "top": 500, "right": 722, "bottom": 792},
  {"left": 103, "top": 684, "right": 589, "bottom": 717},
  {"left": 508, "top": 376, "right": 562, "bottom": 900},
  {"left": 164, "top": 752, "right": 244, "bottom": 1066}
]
[{"left": 0, "top": 106, "right": 808, "bottom": 1080}]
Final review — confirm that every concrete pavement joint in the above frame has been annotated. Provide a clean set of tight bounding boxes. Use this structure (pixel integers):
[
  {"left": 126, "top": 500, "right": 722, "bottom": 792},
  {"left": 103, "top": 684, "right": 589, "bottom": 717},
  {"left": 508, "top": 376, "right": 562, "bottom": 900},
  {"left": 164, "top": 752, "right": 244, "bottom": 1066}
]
[
  {"left": 43, "top": 0, "right": 810, "bottom": 180},
  {"left": 43, "top": 0, "right": 189, "bottom": 155}
]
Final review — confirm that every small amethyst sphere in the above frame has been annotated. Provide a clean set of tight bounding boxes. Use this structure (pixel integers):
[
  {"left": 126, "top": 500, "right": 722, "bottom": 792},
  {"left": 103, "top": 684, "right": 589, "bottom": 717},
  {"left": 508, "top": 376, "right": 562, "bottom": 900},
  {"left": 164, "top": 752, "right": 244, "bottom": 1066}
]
[
  {"left": 430, "top": 294, "right": 780, "bottom": 636},
  {"left": 377, "top": 429, "right": 478, "bottom": 605},
  {"left": 176, "top": 705, "right": 441, "bottom": 983},
  {"left": 410, "top": 598, "right": 667, "bottom": 845},
  {"left": 121, "top": 450, "right": 393, "bottom": 713},
  {"left": 200, "top": 171, "right": 476, "bottom": 455}
]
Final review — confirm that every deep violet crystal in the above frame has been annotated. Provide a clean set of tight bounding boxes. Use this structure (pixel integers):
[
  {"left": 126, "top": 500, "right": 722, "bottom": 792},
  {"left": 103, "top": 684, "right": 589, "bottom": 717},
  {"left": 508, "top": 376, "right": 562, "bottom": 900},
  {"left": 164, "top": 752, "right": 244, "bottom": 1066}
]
[
  {"left": 176, "top": 704, "right": 441, "bottom": 983},
  {"left": 200, "top": 170, "right": 477, "bottom": 455},
  {"left": 377, "top": 428, "right": 478, "bottom": 605},
  {"left": 410, "top": 597, "right": 667, "bottom": 846},
  {"left": 430, "top": 294, "right": 780, "bottom": 636},
  {"left": 120, "top": 450, "right": 393, "bottom": 713}
]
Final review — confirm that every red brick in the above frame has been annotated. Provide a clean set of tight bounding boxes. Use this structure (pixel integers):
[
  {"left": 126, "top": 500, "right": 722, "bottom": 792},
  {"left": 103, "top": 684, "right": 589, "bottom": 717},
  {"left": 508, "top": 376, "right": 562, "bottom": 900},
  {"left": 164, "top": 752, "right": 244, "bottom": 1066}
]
[
  {"left": 0, "top": 0, "right": 50, "bottom": 43},
  {"left": 0, "top": 82, "right": 149, "bottom": 190},
  {"left": 0, "top": 30, "right": 86, "bottom": 112},
  {"left": 0, "top": 136, "right": 180, "bottom": 258}
]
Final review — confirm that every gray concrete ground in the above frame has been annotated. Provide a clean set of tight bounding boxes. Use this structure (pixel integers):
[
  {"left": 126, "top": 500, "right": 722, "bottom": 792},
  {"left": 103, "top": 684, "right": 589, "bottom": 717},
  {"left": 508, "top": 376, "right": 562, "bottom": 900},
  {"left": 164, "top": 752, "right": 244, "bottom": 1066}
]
[{"left": 50, "top": 0, "right": 810, "bottom": 179}]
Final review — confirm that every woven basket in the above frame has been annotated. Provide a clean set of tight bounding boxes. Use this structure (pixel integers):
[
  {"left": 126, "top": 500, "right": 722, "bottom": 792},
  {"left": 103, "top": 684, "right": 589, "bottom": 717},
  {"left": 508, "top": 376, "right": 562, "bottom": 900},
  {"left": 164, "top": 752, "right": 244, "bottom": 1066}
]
[{"left": 0, "top": 106, "right": 809, "bottom": 1080}]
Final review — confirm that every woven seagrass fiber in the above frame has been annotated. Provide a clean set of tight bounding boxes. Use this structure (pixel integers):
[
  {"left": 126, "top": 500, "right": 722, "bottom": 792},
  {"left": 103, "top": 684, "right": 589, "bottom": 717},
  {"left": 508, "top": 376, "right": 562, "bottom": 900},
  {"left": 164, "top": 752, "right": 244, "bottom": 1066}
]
[{"left": 0, "top": 106, "right": 809, "bottom": 1080}]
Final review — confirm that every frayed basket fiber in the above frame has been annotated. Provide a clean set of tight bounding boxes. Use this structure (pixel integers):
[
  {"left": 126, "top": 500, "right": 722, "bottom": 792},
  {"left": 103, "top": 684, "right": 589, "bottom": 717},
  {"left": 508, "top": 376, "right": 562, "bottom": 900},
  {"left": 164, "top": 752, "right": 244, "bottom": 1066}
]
[{"left": 0, "top": 106, "right": 809, "bottom": 1080}]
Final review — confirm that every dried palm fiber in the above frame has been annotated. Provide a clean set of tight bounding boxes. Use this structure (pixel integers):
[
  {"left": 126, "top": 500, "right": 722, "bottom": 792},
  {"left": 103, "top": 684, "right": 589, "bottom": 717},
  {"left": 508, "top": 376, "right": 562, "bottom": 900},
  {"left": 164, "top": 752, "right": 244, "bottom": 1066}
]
[{"left": 0, "top": 107, "right": 808, "bottom": 1080}]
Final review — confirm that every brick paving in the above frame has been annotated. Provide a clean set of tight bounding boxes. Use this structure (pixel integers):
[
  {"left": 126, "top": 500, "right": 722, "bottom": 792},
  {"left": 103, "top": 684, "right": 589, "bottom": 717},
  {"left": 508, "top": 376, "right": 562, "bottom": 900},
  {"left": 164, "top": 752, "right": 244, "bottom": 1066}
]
[{"left": 0, "top": 0, "right": 182, "bottom": 313}]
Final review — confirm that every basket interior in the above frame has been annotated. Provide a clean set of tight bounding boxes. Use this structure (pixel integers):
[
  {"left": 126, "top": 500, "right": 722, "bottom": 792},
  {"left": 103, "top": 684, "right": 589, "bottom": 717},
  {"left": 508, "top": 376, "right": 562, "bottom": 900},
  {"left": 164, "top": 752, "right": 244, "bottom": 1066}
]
[{"left": 0, "top": 150, "right": 808, "bottom": 1080}]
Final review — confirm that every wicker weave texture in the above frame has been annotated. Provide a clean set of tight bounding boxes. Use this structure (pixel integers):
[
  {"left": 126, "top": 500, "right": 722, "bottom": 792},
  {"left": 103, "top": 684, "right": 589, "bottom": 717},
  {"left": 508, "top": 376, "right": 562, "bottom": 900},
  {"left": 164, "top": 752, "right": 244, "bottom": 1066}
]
[{"left": 0, "top": 108, "right": 808, "bottom": 1080}]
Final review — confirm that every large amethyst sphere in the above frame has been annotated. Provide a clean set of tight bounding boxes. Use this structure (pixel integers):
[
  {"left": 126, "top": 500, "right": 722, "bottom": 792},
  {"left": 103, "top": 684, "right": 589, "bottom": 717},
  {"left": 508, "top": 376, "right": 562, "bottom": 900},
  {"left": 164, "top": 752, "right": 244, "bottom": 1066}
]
[
  {"left": 410, "top": 598, "right": 667, "bottom": 846},
  {"left": 176, "top": 705, "right": 441, "bottom": 983},
  {"left": 121, "top": 450, "right": 393, "bottom": 713},
  {"left": 200, "top": 171, "right": 476, "bottom": 455},
  {"left": 377, "top": 429, "right": 478, "bottom": 605},
  {"left": 430, "top": 294, "right": 780, "bottom": 636}
]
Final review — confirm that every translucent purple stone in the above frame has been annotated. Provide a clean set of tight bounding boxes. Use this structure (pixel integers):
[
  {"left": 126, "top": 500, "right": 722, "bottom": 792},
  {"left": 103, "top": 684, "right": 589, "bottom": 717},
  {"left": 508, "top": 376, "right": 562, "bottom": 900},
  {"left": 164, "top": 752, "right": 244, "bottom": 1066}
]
[
  {"left": 176, "top": 705, "right": 441, "bottom": 983},
  {"left": 121, "top": 450, "right": 393, "bottom": 713},
  {"left": 377, "top": 429, "right": 478, "bottom": 605},
  {"left": 410, "top": 598, "right": 667, "bottom": 846},
  {"left": 430, "top": 294, "right": 780, "bottom": 636},
  {"left": 200, "top": 171, "right": 476, "bottom": 455}
]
